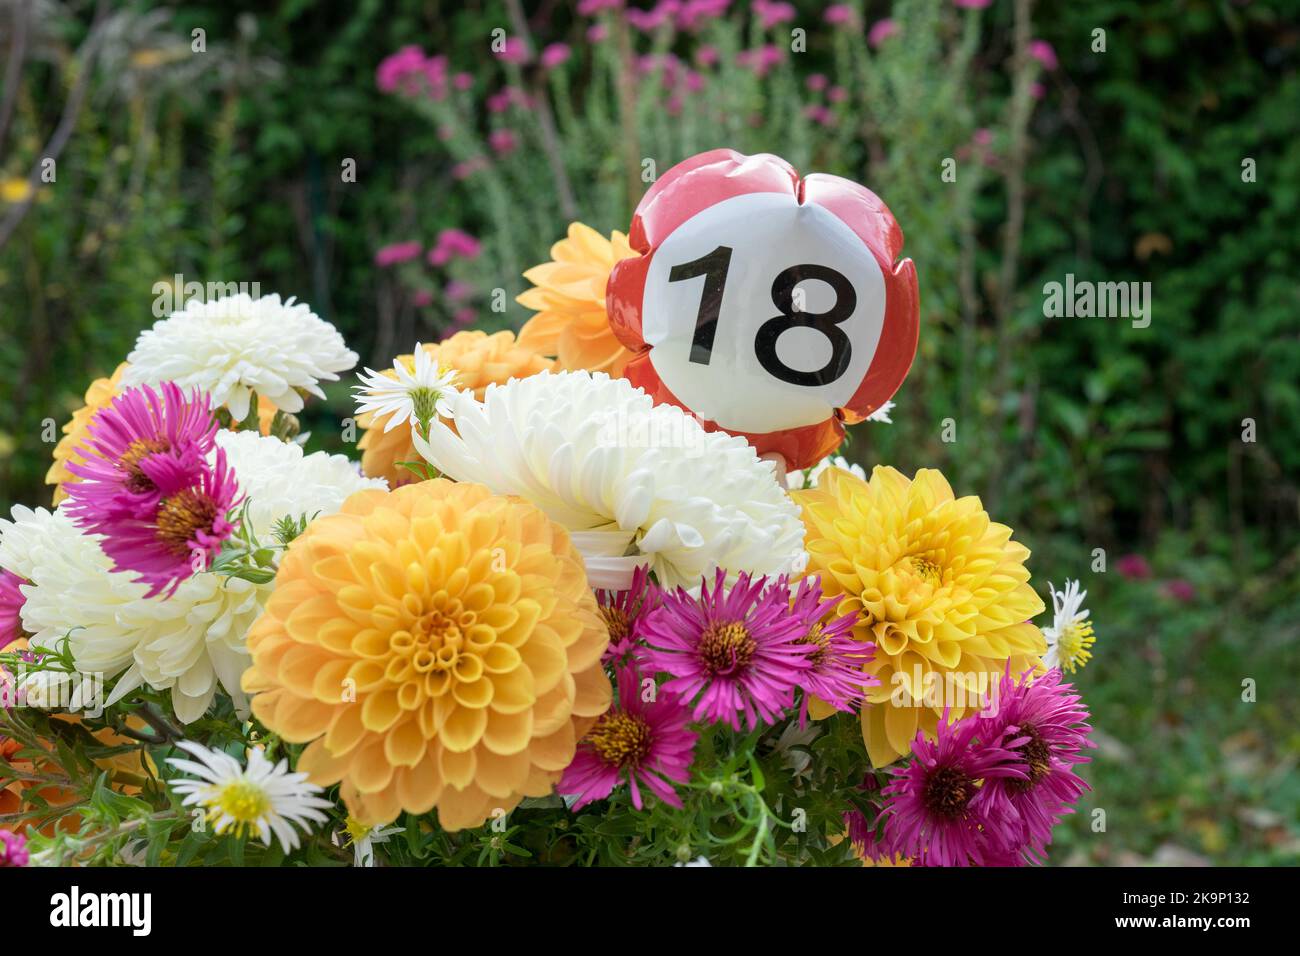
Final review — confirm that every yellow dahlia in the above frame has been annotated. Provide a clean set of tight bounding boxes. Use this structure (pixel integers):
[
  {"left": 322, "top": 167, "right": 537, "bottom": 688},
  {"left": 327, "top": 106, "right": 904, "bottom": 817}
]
[
  {"left": 794, "top": 466, "right": 1046, "bottom": 767},
  {"left": 45, "top": 363, "right": 128, "bottom": 505},
  {"left": 357, "top": 331, "right": 553, "bottom": 486},
  {"left": 516, "top": 222, "right": 638, "bottom": 376},
  {"left": 241, "top": 480, "right": 611, "bottom": 830}
]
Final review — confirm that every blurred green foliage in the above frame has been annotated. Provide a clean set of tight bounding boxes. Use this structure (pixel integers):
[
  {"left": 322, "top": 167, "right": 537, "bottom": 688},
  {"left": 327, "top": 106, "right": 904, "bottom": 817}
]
[{"left": 0, "top": 0, "right": 1296, "bottom": 864}]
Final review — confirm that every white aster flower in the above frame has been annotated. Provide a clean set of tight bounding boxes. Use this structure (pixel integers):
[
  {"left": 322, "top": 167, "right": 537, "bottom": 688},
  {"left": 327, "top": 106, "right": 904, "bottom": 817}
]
[
  {"left": 2, "top": 438, "right": 383, "bottom": 723},
  {"left": 124, "top": 292, "right": 357, "bottom": 421},
  {"left": 1041, "top": 579, "right": 1096, "bottom": 673},
  {"left": 337, "top": 818, "right": 403, "bottom": 867},
  {"left": 673, "top": 856, "right": 712, "bottom": 867},
  {"left": 866, "top": 399, "right": 895, "bottom": 424},
  {"left": 167, "top": 741, "right": 332, "bottom": 853},
  {"left": 785, "top": 455, "right": 867, "bottom": 491},
  {"left": 411, "top": 370, "right": 807, "bottom": 590},
  {"left": 353, "top": 343, "right": 459, "bottom": 435}
]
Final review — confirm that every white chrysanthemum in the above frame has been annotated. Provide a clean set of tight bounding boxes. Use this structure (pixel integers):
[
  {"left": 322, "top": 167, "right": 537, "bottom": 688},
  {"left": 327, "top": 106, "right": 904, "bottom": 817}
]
[
  {"left": 124, "top": 293, "right": 358, "bottom": 420},
  {"left": 1041, "top": 579, "right": 1096, "bottom": 673},
  {"left": 213, "top": 429, "right": 387, "bottom": 535},
  {"left": 167, "top": 741, "right": 332, "bottom": 853},
  {"left": 785, "top": 455, "right": 868, "bottom": 491},
  {"left": 353, "top": 343, "right": 459, "bottom": 434},
  {"left": 0, "top": 504, "right": 51, "bottom": 581},
  {"left": 2, "top": 438, "right": 384, "bottom": 723},
  {"left": 411, "top": 370, "right": 807, "bottom": 590}
]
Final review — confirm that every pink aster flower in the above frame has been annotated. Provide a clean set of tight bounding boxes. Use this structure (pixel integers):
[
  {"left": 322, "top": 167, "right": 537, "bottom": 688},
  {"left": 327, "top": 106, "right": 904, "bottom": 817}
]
[
  {"left": 587, "top": 23, "right": 610, "bottom": 42},
  {"left": 0, "top": 570, "right": 24, "bottom": 650},
  {"left": 579, "top": 0, "right": 623, "bottom": 13},
  {"left": 976, "top": 668, "right": 1094, "bottom": 863},
  {"left": 443, "top": 280, "right": 474, "bottom": 303},
  {"left": 65, "top": 382, "right": 218, "bottom": 523},
  {"left": 806, "top": 73, "right": 828, "bottom": 92},
  {"left": 789, "top": 576, "right": 875, "bottom": 725},
  {"left": 878, "top": 711, "right": 1027, "bottom": 867},
  {"left": 597, "top": 564, "right": 659, "bottom": 664},
  {"left": 1162, "top": 578, "right": 1196, "bottom": 602},
  {"left": 695, "top": 45, "right": 720, "bottom": 68},
  {"left": 954, "top": 0, "right": 992, "bottom": 8},
  {"left": 0, "top": 829, "right": 28, "bottom": 867},
  {"left": 560, "top": 664, "right": 697, "bottom": 810},
  {"left": 374, "top": 241, "right": 422, "bottom": 268},
  {"left": 639, "top": 569, "right": 815, "bottom": 729},
  {"left": 94, "top": 445, "right": 241, "bottom": 598},
  {"left": 827, "top": 85, "right": 848, "bottom": 103}
]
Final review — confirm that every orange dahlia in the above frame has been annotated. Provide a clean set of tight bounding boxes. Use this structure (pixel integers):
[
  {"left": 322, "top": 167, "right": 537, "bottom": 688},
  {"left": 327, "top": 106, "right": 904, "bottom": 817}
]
[
  {"left": 241, "top": 480, "right": 611, "bottom": 830},
  {"left": 794, "top": 466, "right": 1045, "bottom": 767},
  {"left": 516, "top": 222, "right": 638, "bottom": 376},
  {"left": 357, "top": 331, "right": 553, "bottom": 486},
  {"left": 45, "top": 363, "right": 128, "bottom": 505}
]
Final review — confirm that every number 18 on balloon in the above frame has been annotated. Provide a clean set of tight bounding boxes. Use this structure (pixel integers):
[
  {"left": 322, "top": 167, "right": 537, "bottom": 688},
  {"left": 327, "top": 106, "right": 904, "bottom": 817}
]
[{"left": 607, "top": 149, "right": 919, "bottom": 471}]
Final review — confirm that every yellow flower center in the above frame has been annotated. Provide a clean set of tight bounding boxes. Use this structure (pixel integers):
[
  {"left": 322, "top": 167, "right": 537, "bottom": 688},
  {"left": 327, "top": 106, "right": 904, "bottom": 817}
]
[
  {"left": 599, "top": 605, "right": 630, "bottom": 643},
  {"left": 344, "top": 816, "right": 373, "bottom": 846},
  {"left": 799, "top": 621, "right": 831, "bottom": 667},
  {"left": 120, "top": 437, "right": 171, "bottom": 494},
  {"left": 588, "top": 711, "right": 652, "bottom": 769},
  {"left": 923, "top": 765, "right": 974, "bottom": 820},
  {"left": 1008, "top": 722, "right": 1053, "bottom": 794},
  {"left": 698, "top": 621, "right": 756, "bottom": 677},
  {"left": 907, "top": 555, "right": 942, "bottom": 585},
  {"left": 1057, "top": 621, "right": 1095, "bottom": 673},
  {"left": 155, "top": 489, "right": 220, "bottom": 558},
  {"left": 213, "top": 780, "right": 271, "bottom": 833}
]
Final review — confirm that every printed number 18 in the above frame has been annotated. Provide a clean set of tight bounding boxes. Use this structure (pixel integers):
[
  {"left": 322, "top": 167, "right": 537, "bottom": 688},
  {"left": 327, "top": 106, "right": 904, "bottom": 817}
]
[{"left": 667, "top": 244, "right": 857, "bottom": 387}]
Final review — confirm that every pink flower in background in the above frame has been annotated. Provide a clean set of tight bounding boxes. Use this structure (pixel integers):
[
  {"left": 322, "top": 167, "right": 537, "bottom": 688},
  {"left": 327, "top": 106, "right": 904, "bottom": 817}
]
[
  {"left": 494, "top": 36, "right": 529, "bottom": 64},
  {"left": 804, "top": 104, "right": 834, "bottom": 126},
  {"left": 0, "top": 570, "right": 25, "bottom": 650},
  {"left": 453, "top": 72, "right": 473, "bottom": 91},
  {"left": 1028, "top": 39, "right": 1058, "bottom": 70},
  {"left": 1030, "top": 81, "right": 1046, "bottom": 99},
  {"left": 869, "top": 18, "right": 899, "bottom": 48},
  {"left": 666, "top": 94, "right": 683, "bottom": 115},
  {"left": 1116, "top": 554, "right": 1152, "bottom": 579},
  {"left": 489, "top": 128, "right": 519, "bottom": 155},
  {"left": 427, "top": 229, "right": 482, "bottom": 266},
  {"left": 450, "top": 157, "right": 489, "bottom": 180},
  {"left": 828, "top": 85, "right": 848, "bottom": 103},
  {"left": 559, "top": 664, "right": 697, "bottom": 811},
  {"left": 440, "top": 308, "right": 478, "bottom": 338},
  {"left": 695, "top": 45, "right": 720, "bottom": 68},
  {"left": 824, "top": 4, "right": 856, "bottom": 26},
  {"left": 1162, "top": 579, "right": 1196, "bottom": 602},
  {"left": 639, "top": 569, "right": 815, "bottom": 730},
  {"left": 376, "top": 45, "right": 427, "bottom": 95},
  {"left": 578, "top": 0, "right": 623, "bottom": 13},
  {"left": 737, "top": 44, "right": 783, "bottom": 77},
  {"left": 373, "top": 241, "right": 422, "bottom": 268},
  {"left": 410, "top": 289, "right": 434, "bottom": 308},
  {"left": 972, "top": 127, "right": 993, "bottom": 146},
  {"left": 684, "top": 70, "right": 704, "bottom": 93},
  {"left": 540, "top": 43, "right": 572, "bottom": 69},
  {"left": 626, "top": 1, "right": 680, "bottom": 32},
  {"left": 954, "top": 0, "right": 993, "bottom": 8},
  {"left": 677, "top": 0, "right": 731, "bottom": 30},
  {"left": 806, "top": 73, "right": 828, "bottom": 92},
  {"left": 587, "top": 23, "right": 610, "bottom": 42},
  {"left": 443, "top": 280, "right": 474, "bottom": 303},
  {"left": 753, "top": 0, "right": 795, "bottom": 29}
]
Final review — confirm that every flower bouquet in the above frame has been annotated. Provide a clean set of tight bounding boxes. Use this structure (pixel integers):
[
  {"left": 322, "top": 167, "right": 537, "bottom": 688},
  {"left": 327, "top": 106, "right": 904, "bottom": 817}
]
[{"left": 0, "top": 151, "right": 1100, "bottom": 869}]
